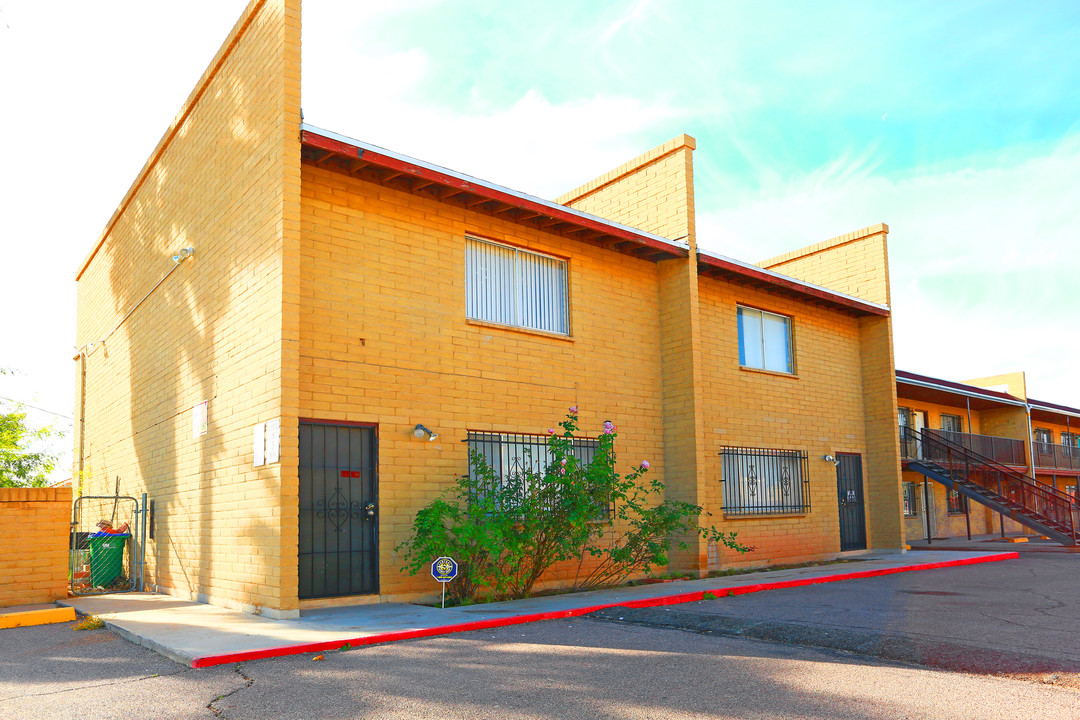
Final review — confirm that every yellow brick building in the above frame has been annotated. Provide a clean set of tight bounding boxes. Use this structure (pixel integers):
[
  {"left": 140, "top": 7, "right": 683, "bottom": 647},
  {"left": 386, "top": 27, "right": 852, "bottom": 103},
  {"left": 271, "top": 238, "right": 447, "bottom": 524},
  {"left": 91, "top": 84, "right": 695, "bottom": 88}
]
[
  {"left": 73, "top": 0, "right": 906, "bottom": 617},
  {"left": 895, "top": 370, "right": 1080, "bottom": 543}
]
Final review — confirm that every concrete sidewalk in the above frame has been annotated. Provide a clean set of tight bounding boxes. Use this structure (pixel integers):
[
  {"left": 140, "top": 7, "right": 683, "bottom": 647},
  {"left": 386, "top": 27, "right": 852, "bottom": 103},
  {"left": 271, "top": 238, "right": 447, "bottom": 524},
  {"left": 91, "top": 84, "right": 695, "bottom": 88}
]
[
  {"left": 908, "top": 533, "right": 1080, "bottom": 553},
  {"left": 59, "top": 549, "right": 1016, "bottom": 668}
]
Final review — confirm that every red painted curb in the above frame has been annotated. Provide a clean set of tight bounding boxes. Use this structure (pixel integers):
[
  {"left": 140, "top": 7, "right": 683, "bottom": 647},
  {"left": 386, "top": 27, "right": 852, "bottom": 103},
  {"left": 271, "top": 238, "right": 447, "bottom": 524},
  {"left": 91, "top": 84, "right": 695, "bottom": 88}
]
[{"left": 190, "top": 551, "right": 1019, "bottom": 668}]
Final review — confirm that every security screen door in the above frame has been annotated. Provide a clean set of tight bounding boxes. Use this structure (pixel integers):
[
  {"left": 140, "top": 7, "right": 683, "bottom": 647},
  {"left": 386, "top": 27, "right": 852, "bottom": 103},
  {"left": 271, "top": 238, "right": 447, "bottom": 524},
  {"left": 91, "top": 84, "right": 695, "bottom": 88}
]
[
  {"left": 298, "top": 422, "right": 378, "bottom": 598},
  {"left": 836, "top": 453, "right": 867, "bottom": 552}
]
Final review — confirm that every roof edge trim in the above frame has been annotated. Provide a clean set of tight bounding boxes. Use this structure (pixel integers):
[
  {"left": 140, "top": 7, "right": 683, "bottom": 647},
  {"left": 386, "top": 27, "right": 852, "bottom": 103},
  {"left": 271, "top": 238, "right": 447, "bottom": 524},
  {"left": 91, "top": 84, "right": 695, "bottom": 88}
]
[
  {"left": 301, "top": 124, "right": 690, "bottom": 257},
  {"left": 697, "top": 248, "right": 891, "bottom": 316},
  {"left": 896, "top": 372, "right": 1027, "bottom": 408}
]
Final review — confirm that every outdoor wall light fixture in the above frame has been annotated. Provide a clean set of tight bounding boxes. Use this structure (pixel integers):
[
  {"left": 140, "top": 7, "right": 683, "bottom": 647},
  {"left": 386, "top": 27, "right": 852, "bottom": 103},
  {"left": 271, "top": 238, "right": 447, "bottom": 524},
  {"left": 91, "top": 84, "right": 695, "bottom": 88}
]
[
  {"left": 414, "top": 424, "right": 438, "bottom": 441},
  {"left": 822, "top": 455, "right": 841, "bottom": 466},
  {"left": 172, "top": 247, "right": 195, "bottom": 263}
]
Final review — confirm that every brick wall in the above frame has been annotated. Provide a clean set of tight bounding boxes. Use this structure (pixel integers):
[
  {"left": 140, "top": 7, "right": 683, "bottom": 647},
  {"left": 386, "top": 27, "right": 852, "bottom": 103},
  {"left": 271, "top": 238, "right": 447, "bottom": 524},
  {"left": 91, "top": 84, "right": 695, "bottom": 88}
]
[
  {"left": 298, "top": 163, "right": 668, "bottom": 600},
  {"left": 73, "top": 0, "right": 302, "bottom": 617},
  {"left": 760, "top": 224, "right": 891, "bottom": 306},
  {"left": 558, "top": 134, "right": 697, "bottom": 243},
  {"left": 697, "top": 277, "right": 874, "bottom": 565},
  {"left": 0, "top": 487, "right": 72, "bottom": 607}
]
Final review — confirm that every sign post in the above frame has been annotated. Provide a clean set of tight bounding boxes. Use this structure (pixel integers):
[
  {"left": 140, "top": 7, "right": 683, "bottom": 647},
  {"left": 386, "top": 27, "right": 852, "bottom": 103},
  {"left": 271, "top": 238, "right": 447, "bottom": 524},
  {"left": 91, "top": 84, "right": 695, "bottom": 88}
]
[{"left": 431, "top": 556, "right": 458, "bottom": 609}]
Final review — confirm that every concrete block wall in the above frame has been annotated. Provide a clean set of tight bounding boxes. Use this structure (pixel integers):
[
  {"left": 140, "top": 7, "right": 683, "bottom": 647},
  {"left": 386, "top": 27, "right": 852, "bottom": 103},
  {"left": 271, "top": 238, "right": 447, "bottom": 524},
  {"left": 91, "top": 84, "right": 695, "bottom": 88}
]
[
  {"left": 760, "top": 224, "right": 891, "bottom": 306},
  {"left": 73, "top": 0, "right": 302, "bottom": 617},
  {"left": 298, "top": 163, "right": 668, "bottom": 600},
  {"left": 0, "top": 487, "right": 72, "bottom": 607},
  {"left": 697, "top": 278, "right": 872, "bottom": 565},
  {"left": 558, "top": 134, "right": 697, "bottom": 243}
]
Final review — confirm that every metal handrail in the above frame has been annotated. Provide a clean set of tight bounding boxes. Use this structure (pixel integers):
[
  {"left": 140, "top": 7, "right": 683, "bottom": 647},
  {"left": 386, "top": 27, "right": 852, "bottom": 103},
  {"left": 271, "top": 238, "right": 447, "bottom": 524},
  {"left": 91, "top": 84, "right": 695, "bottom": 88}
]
[
  {"left": 899, "top": 428, "right": 1026, "bottom": 466},
  {"left": 903, "top": 426, "right": 1078, "bottom": 541},
  {"left": 1032, "top": 441, "right": 1080, "bottom": 471}
]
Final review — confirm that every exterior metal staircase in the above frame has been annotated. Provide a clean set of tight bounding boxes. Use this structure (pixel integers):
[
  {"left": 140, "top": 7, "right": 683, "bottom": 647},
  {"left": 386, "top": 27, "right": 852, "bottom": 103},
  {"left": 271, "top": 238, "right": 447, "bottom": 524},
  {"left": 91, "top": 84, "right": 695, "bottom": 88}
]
[{"left": 902, "top": 426, "right": 1080, "bottom": 546}]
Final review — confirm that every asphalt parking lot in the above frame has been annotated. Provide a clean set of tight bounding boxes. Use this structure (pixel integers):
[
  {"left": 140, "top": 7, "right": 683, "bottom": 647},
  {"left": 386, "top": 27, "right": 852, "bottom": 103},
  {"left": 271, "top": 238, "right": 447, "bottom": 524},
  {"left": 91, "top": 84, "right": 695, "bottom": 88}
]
[
  {"left": 2, "top": 548, "right": 1078, "bottom": 719},
  {"left": 592, "top": 547, "right": 1080, "bottom": 686}
]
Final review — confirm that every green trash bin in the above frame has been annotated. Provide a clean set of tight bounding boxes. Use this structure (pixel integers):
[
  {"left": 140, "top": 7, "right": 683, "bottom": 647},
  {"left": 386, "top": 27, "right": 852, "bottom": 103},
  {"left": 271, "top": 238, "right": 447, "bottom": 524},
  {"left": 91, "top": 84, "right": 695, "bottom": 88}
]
[{"left": 88, "top": 533, "right": 129, "bottom": 588}]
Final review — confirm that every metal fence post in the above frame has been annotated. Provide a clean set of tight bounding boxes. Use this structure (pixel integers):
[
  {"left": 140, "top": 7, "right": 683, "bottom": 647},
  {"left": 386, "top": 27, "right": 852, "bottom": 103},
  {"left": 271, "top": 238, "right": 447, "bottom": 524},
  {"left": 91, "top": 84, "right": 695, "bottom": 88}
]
[{"left": 139, "top": 492, "right": 148, "bottom": 591}]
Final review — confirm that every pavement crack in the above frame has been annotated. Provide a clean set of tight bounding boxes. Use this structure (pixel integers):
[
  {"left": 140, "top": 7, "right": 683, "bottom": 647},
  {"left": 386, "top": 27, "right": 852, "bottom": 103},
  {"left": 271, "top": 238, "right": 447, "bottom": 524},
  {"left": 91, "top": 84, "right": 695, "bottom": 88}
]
[
  {"left": 0, "top": 667, "right": 188, "bottom": 702},
  {"left": 207, "top": 663, "right": 254, "bottom": 718}
]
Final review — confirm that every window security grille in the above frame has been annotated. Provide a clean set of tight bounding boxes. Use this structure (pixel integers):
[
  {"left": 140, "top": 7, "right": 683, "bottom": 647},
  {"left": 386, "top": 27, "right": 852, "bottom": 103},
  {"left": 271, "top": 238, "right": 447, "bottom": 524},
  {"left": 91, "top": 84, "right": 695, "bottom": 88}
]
[
  {"left": 465, "top": 432, "right": 605, "bottom": 513},
  {"left": 902, "top": 482, "right": 919, "bottom": 517},
  {"left": 947, "top": 488, "right": 966, "bottom": 514},
  {"left": 465, "top": 237, "right": 569, "bottom": 335},
  {"left": 719, "top": 446, "right": 810, "bottom": 515}
]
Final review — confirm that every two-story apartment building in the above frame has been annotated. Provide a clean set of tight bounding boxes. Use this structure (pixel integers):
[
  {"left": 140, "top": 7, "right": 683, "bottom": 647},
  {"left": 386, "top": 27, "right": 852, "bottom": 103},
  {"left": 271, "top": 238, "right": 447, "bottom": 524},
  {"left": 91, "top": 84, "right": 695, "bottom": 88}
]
[
  {"left": 896, "top": 370, "right": 1079, "bottom": 544},
  {"left": 72, "top": 0, "right": 905, "bottom": 618}
]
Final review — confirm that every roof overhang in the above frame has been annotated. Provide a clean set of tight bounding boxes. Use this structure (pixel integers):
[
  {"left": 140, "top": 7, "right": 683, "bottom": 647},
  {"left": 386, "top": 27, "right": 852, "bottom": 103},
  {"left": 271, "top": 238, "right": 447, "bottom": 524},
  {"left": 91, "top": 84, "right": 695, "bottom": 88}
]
[
  {"left": 697, "top": 249, "right": 891, "bottom": 317},
  {"left": 300, "top": 124, "right": 689, "bottom": 263},
  {"left": 896, "top": 370, "right": 1027, "bottom": 410},
  {"left": 1030, "top": 398, "right": 1080, "bottom": 425}
]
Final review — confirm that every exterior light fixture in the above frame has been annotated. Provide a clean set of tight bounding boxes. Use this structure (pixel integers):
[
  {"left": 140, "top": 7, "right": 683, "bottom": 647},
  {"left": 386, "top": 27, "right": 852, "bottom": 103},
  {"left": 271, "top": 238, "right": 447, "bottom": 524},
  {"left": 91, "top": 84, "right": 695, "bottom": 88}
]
[
  {"left": 172, "top": 247, "right": 195, "bottom": 263},
  {"left": 414, "top": 424, "right": 438, "bottom": 441},
  {"left": 823, "top": 455, "right": 840, "bottom": 466}
]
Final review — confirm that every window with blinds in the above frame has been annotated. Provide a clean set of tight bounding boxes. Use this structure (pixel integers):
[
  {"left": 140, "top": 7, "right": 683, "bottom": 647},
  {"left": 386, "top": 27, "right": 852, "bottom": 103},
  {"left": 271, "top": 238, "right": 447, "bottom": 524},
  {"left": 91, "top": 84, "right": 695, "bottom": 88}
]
[
  {"left": 466, "top": 236, "right": 569, "bottom": 335},
  {"left": 737, "top": 306, "right": 793, "bottom": 374}
]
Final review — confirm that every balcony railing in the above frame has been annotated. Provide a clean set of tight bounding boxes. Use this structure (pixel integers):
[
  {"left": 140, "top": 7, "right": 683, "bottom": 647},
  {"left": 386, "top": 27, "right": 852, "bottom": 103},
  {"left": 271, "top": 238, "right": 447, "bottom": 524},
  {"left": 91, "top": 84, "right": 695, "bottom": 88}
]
[
  {"left": 1033, "top": 441, "right": 1080, "bottom": 472},
  {"left": 900, "top": 429, "right": 1026, "bottom": 467}
]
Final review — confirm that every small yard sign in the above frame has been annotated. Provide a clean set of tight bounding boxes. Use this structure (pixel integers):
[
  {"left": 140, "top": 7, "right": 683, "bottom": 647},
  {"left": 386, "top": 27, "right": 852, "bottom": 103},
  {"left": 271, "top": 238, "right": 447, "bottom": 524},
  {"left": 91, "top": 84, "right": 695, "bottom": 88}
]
[{"left": 431, "top": 556, "right": 458, "bottom": 608}]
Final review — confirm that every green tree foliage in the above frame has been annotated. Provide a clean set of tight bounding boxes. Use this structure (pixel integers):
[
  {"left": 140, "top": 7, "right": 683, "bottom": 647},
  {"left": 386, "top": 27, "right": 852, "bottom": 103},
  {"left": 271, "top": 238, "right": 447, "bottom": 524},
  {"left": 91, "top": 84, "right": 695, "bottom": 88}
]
[
  {"left": 0, "top": 369, "right": 61, "bottom": 488},
  {"left": 397, "top": 408, "right": 751, "bottom": 603}
]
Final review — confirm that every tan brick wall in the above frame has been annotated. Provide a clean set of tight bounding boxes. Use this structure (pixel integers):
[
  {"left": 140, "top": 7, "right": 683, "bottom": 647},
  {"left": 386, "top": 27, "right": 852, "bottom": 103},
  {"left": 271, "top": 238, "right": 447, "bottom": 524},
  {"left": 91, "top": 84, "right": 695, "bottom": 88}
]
[
  {"left": 558, "top": 135, "right": 697, "bottom": 243},
  {"left": 965, "top": 372, "right": 1027, "bottom": 401},
  {"left": 753, "top": 224, "right": 904, "bottom": 551},
  {"left": 698, "top": 278, "right": 878, "bottom": 565},
  {"left": 858, "top": 315, "right": 905, "bottom": 549},
  {"left": 0, "top": 487, "right": 72, "bottom": 607},
  {"left": 298, "top": 163, "right": 668, "bottom": 600},
  {"left": 73, "top": 0, "right": 302, "bottom": 617},
  {"left": 760, "top": 224, "right": 891, "bottom": 306}
]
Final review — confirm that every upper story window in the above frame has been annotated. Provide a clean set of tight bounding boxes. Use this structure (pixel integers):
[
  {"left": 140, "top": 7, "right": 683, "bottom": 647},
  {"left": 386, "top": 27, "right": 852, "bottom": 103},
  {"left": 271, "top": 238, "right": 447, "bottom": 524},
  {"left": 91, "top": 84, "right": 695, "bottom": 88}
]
[
  {"left": 737, "top": 306, "right": 793, "bottom": 374},
  {"left": 1034, "top": 428, "right": 1053, "bottom": 444},
  {"left": 465, "top": 236, "right": 569, "bottom": 335}
]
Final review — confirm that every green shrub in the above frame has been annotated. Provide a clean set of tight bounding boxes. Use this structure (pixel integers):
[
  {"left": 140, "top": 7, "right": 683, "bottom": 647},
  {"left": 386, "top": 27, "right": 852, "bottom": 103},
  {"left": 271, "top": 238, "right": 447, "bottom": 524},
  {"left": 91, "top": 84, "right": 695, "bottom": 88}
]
[{"left": 397, "top": 408, "right": 750, "bottom": 602}]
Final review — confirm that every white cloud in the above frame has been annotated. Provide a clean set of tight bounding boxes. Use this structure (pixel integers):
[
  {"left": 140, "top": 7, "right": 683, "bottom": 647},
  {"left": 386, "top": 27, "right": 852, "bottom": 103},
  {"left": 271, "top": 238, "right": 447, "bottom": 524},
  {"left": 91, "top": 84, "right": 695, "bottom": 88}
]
[{"left": 303, "top": 37, "right": 681, "bottom": 199}]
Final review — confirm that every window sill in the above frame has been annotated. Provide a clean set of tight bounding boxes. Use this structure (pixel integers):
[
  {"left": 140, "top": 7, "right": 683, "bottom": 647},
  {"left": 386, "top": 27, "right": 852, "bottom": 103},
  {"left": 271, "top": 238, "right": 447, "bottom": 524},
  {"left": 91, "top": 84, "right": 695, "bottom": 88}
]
[
  {"left": 739, "top": 365, "right": 798, "bottom": 379},
  {"left": 721, "top": 511, "right": 809, "bottom": 520},
  {"left": 466, "top": 318, "right": 574, "bottom": 342}
]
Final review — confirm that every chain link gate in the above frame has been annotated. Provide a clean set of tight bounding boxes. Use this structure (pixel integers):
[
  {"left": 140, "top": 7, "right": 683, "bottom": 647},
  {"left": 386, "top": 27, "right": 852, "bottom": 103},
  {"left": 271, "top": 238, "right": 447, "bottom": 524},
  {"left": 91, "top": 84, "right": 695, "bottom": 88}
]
[{"left": 70, "top": 490, "right": 149, "bottom": 595}]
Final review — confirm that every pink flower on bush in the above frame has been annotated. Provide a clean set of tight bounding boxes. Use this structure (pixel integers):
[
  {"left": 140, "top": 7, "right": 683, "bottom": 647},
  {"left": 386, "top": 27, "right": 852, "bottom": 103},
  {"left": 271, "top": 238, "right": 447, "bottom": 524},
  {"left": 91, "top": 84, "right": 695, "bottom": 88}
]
[
  {"left": 569, "top": 406, "right": 578, "bottom": 414},
  {"left": 560, "top": 458, "right": 568, "bottom": 466},
  {"left": 641, "top": 460, "right": 650, "bottom": 470},
  {"left": 603, "top": 421, "right": 616, "bottom": 435},
  {"left": 547, "top": 428, "right": 555, "bottom": 435}
]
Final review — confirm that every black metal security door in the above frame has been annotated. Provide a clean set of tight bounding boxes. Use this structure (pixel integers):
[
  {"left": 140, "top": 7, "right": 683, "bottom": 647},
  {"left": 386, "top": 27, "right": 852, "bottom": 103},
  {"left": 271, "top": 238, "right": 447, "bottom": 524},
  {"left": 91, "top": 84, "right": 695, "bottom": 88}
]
[
  {"left": 299, "top": 422, "right": 378, "bottom": 598},
  {"left": 836, "top": 453, "right": 867, "bottom": 552}
]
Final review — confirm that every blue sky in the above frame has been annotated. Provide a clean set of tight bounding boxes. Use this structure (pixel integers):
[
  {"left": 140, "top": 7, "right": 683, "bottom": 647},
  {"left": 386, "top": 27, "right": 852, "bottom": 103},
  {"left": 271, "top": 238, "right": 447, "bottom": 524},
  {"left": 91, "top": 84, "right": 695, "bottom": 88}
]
[{"left": 1, "top": 0, "right": 1078, "bottom": 478}]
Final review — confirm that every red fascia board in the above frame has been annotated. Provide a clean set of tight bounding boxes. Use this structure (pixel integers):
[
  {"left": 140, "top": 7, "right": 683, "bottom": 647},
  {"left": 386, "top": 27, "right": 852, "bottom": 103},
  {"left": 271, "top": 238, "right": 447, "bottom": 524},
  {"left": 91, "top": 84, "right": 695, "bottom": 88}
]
[
  {"left": 301, "top": 130, "right": 687, "bottom": 259},
  {"left": 895, "top": 370, "right": 1021, "bottom": 404},
  {"left": 1029, "top": 398, "right": 1080, "bottom": 416},
  {"left": 697, "top": 253, "right": 889, "bottom": 316}
]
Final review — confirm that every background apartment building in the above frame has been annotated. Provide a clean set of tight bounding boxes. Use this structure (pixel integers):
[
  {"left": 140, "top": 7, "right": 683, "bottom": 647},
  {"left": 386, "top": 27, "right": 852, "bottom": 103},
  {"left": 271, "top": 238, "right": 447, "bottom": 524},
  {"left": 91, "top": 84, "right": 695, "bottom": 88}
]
[{"left": 897, "top": 370, "right": 1079, "bottom": 544}]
